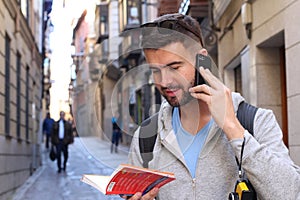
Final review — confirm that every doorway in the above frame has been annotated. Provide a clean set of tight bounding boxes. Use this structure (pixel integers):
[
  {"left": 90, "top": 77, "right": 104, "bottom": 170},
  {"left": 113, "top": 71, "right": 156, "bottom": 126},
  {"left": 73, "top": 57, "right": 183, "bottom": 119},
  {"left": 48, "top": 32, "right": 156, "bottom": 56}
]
[{"left": 257, "top": 31, "right": 288, "bottom": 147}]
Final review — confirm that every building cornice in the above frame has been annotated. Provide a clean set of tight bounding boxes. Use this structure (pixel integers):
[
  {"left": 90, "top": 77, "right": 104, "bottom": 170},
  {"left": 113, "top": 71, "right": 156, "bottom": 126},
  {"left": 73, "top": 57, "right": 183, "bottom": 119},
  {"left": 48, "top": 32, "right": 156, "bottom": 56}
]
[{"left": 3, "top": 0, "right": 42, "bottom": 65}]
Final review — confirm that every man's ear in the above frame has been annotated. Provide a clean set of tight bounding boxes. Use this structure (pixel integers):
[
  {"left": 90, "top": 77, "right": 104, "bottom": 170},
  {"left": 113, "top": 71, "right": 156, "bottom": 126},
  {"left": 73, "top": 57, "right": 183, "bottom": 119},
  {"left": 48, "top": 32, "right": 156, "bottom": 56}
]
[{"left": 198, "top": 48, "right": 208, "bottom": 56}]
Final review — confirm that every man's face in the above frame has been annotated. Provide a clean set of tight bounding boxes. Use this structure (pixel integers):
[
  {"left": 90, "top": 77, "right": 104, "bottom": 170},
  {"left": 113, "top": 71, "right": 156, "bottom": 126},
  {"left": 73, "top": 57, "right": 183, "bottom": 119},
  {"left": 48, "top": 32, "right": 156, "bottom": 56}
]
[
  {"left": 60, "top": 112, "right": 65, "bottom": 120},
  {"left": 144, "top": 42, "right": 196, "bottom": 107}
]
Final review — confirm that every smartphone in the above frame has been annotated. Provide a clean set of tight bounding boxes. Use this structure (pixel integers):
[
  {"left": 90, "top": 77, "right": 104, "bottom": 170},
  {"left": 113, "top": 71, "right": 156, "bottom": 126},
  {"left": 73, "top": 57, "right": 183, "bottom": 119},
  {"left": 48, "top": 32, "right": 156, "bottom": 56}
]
[{"left": 194, "top": 54, "right": 211, "bottom": 86}]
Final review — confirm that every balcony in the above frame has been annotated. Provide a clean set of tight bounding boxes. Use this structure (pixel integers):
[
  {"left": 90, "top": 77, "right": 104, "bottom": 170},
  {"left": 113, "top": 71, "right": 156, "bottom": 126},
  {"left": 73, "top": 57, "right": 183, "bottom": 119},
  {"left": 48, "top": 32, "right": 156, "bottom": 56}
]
[
  {"left": 119, "top": 0, "right": 141, "bottom": 32},
  {"left": 118, "top": 0, "right": 142, "bottom": 71}
]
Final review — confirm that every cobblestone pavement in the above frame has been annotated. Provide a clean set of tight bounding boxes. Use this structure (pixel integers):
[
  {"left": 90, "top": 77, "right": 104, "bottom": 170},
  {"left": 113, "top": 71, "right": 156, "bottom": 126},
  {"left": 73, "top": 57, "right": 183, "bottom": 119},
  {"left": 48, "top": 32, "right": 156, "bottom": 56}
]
[{"left": 12, "top": 137, "right": 129, "bottom": 200}]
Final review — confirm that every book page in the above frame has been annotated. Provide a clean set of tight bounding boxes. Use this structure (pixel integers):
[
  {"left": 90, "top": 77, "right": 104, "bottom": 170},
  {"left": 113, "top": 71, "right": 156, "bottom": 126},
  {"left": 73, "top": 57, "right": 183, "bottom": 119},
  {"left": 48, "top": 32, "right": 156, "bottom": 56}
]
[
  {"left": 81, "top": 174, "right": 111, "bottom": 194},
  {"left": 117, "top": 164, "right": 175, "bottom": 177}
]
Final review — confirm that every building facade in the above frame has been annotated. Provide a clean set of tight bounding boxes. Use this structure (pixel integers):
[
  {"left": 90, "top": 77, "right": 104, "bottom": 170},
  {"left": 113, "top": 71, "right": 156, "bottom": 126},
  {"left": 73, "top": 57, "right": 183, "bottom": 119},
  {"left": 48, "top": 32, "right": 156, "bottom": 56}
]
[
  {"left": 155, "top": 0, "right": 300, "bottom": 165},
  {"left": 71, "top": 9, "right": 92, "bottom": 138},
  {"left": 214, "top": 0, "right": 300, "bottom": 165},
  {"left": 90, "top": 0, "right": 159, "bottom": 144},
  {"left": 110, "top": 0, "right": 300, "bottom": 165},
  {"left": 0, "top": 0, "right": 45, "bottom": 198},
  {"left": 80, "top": 0, "right": 300, "bottom": 166}
]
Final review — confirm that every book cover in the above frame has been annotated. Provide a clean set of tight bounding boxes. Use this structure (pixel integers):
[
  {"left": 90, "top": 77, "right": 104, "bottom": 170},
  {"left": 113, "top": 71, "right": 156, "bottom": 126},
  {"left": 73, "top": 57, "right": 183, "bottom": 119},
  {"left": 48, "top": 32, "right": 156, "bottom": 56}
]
[{"left": 81, "top": 164, "right": 175, "bottom": 196}]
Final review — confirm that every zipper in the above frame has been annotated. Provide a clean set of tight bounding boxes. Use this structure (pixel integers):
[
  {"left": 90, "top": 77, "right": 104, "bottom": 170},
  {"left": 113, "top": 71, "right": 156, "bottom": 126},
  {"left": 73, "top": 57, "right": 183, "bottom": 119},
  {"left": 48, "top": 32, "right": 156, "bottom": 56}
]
[{"left": 192, "top": 178, "right": 196, "bottom": 199}]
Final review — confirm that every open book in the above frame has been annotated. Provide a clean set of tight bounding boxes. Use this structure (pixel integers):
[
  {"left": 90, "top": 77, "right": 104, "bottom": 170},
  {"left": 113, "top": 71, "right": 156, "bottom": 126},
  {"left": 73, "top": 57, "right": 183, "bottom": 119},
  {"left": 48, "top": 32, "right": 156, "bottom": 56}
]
[{"left": 81, "top": 164, "right": 175, "bottom": 196}]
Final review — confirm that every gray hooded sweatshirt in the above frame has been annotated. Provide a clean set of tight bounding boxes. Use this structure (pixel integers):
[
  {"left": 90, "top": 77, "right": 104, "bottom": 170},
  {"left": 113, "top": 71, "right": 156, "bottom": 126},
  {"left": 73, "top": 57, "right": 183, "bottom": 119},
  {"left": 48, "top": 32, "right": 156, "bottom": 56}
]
[{"left": 128, "top": 93, "right": 300, "bottom": 200}]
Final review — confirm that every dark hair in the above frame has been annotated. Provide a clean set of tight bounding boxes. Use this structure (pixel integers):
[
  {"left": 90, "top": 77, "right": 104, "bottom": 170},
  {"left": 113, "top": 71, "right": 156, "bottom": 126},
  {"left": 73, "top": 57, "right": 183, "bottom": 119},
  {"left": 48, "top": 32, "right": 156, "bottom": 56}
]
[{"left": 140, "top": 13, "right": 205, "bottom": 50}]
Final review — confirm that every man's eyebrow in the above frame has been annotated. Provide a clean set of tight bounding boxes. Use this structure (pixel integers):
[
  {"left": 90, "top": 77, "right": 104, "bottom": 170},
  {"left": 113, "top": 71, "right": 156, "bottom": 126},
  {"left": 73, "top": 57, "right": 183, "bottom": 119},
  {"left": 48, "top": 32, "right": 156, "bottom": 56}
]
[
  {"left": 149, "top": 61, "right": 183, "bottom": 69},
  {"left": 164, "top": 61, "right": 183, "bottom": 68}
]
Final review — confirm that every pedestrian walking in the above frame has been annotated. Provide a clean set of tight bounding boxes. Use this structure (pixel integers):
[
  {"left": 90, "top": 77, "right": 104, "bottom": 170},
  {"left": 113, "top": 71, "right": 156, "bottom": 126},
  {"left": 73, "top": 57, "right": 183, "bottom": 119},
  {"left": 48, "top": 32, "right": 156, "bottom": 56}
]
[
  {"left": 51, "top": 111, "right": 74, "bottom": 173},
  {"left": 111, "top": 117, "right": 121, "bottom": 153},
  {"left": 42, "top": 112, "right": 55, "bottom": 149},
  {"left": 124, "top": 13, "right": 300, "bottom": 199}
]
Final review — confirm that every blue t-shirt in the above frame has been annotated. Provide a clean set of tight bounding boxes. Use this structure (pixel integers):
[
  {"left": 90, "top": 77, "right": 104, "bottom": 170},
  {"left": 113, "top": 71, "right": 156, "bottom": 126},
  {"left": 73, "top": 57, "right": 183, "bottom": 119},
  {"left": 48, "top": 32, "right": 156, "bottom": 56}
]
[{"left": 172, "top": 107, "right": 212, "bottom": 178}]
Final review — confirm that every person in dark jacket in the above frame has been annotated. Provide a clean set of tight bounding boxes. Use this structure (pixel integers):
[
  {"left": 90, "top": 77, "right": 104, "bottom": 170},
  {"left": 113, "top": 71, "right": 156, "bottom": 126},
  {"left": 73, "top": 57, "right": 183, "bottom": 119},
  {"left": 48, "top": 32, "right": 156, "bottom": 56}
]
[
  {"left": 51, "top": 111, "right": 74, "bottom": 173},
  {"left": 42, "top": 112, "right": 55, "bottom": 149},
  {"left": 111, "top": 117, "right": 122, "bottom": 153}
]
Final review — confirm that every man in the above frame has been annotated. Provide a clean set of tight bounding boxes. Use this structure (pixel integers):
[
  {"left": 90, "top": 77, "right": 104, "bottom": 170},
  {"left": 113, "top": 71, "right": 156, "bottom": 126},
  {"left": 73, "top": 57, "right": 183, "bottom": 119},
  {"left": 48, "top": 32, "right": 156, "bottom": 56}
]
[
  {"left": 125, "top": 14, "right": 300, "bottom": 199},
  {"left": 111, "top": 116, "right": 122, "bottom": 153},
  {"left": 52, "top": 111, "right": 74, "bottom": 173},
  {"left": 42, "top": 112, "right": 55, "bottom": 149}
]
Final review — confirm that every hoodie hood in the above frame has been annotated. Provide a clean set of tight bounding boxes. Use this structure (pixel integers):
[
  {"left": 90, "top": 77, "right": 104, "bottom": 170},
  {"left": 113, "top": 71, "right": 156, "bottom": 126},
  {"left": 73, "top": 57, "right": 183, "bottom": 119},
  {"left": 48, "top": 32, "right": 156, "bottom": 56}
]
[{"left": 231, "top": 92, "right": 246, "bottom": 113}]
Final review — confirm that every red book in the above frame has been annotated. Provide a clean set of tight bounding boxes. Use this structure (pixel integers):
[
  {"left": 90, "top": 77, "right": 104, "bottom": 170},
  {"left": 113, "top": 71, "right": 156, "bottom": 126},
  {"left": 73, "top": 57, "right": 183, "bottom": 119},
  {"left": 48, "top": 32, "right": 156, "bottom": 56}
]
[{"left": 81, "top": 164, "right": 175, "bottom": 196}]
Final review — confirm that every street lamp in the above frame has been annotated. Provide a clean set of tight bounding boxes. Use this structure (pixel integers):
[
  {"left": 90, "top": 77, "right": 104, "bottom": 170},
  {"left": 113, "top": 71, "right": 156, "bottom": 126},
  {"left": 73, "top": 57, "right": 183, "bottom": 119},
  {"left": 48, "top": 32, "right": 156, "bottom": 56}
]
[{"left": 241, "top": 0, "right": 252, "bottom": 39}]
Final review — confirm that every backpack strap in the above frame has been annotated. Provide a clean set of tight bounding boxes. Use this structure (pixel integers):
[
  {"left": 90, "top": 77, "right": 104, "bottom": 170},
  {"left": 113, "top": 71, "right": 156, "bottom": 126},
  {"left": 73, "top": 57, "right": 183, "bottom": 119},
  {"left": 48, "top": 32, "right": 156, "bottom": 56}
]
[
  {"left": 235, "top": 101, "right": 258, "bottom": 199},
  {"left": 139, "top": 113, "right": 159, "bottom": 168},
  {"left": 236, "top": 101, "right": 258, "bottom": 136}
]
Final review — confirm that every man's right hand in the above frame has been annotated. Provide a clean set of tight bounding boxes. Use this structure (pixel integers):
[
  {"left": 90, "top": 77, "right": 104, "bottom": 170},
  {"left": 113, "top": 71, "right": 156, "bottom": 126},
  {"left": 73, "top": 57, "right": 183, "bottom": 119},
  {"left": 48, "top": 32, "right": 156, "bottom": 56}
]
[
  {"left": 121, "top": 187, "right": 159, "bottom": 200},
  {"left": 189, "top": 67, "right": 245, "bottom": 140}
]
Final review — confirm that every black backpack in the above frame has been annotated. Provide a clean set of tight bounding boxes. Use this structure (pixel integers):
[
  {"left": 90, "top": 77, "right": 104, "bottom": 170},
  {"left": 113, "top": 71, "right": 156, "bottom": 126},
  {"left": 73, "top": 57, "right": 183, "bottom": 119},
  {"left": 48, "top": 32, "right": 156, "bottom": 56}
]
[{"left": 138, "top": 101, "right": 258, "bottom": 168}]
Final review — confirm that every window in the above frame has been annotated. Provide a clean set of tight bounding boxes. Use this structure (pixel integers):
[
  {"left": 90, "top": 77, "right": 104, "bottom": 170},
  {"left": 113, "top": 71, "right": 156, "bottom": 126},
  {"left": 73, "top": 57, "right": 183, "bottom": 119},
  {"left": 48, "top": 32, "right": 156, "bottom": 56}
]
[
  {"left": 20, "top": 0, "right": 28, "bottom": 19},
  {"left": 99, "top": 3, "right": 109, "bottom": 36},
  {"left": 5, "top": 34, "right": 11, "bottom": 136},
  {"left": 119, "top": 0, "right": 141, "bottom": 31},
  {"left": 26, "top": 0, "right": 30, "bottom": 24},
  {"left": 26, "top": 66, "right": 30, "bottom": 140},
  {"left": 16, "top": 52, "right": 21, "bottom": 139},
  {"left": 20, "top": 0, "right": 31, "bottom": 24},
  {"left": 234, "top": 64, "right": 243, "bottom": 95},
  {"left": 127, "top": 0, "right": 141, "bottom": 25}
]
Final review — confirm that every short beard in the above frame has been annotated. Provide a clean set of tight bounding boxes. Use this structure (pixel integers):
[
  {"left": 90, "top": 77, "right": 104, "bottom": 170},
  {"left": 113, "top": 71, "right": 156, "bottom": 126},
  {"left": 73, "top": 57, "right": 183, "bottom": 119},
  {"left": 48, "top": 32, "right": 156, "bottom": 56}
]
[{"left": 163, "top": 88, "right": 194, "bottom": 107}]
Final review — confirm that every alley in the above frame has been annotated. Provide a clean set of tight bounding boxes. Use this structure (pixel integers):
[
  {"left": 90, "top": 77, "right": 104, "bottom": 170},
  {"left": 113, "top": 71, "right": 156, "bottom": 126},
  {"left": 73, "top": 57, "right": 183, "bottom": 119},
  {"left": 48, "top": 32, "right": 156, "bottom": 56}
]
[
  {"left": 12, "top": 137, "right": 129, "bottom": 200},
  {"left": 2, "top": 0, "right": 300, "bottom": 199}
]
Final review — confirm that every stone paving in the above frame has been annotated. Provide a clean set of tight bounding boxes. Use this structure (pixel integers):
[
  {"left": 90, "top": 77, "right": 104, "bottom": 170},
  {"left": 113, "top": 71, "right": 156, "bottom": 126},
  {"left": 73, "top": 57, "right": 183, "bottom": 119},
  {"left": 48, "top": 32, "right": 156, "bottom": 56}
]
[{"left": 12, "top": 137, "right": 129, "bottom": 200}]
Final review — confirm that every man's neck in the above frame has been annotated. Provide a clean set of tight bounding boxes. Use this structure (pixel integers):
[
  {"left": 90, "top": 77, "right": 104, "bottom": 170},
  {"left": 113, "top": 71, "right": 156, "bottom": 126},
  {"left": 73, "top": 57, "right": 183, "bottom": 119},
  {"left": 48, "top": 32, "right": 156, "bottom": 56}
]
[{"left": 178, "top": 99, "right": 211, "bottom": 135}]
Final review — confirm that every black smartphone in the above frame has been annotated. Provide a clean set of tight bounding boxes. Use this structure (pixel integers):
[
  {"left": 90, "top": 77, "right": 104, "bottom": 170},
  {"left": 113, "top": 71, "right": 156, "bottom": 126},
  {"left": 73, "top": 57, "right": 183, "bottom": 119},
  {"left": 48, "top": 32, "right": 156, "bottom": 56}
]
[{"left": 194, "top": 54, "right": 211, "bottom": 86}]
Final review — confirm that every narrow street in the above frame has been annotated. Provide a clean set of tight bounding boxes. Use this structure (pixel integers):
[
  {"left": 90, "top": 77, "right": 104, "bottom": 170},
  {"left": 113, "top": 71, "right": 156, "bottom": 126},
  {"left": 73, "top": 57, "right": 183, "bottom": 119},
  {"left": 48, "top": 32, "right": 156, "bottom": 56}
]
[{"left": 12, "top": 137, "right": 129, "bottom": 200}]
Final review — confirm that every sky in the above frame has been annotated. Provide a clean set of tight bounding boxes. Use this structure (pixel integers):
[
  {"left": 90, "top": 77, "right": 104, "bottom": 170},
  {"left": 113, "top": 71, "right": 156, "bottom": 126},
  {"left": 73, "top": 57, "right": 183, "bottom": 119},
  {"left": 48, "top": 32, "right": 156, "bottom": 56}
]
[{"left": 49, "top": 0, "right": 96, "bottom": 120}]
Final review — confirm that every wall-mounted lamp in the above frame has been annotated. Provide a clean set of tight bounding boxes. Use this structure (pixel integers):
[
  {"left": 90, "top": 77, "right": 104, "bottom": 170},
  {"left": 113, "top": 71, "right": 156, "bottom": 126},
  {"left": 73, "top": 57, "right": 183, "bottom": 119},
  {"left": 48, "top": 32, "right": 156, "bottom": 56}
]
[{"left": 241, "top": 0, "right": 252, "bottom": 39}]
